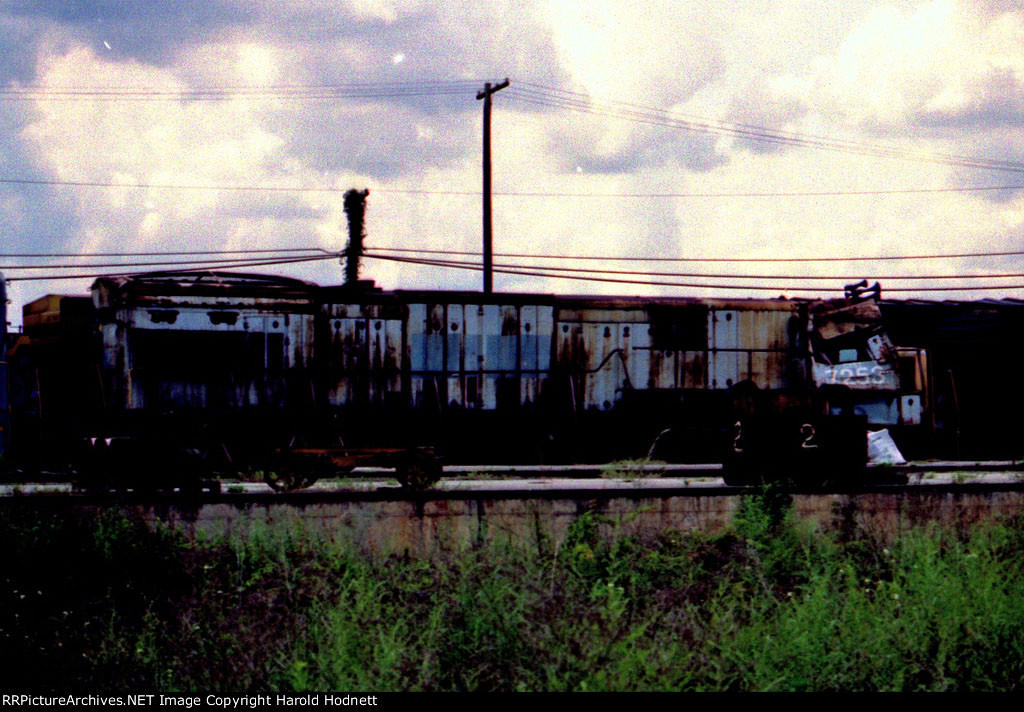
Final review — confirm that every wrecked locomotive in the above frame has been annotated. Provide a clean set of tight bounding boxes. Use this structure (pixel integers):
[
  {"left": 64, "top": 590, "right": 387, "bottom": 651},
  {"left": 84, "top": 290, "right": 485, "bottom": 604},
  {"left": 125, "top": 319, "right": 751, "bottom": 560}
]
[{"left": 3, "top": 271, "right": 930, "bottom": 489}]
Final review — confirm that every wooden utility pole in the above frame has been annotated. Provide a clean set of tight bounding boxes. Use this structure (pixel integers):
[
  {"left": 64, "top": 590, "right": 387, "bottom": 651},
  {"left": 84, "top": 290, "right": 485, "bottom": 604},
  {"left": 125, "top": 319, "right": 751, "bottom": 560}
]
[{"left": 477, "top": 78, "right": 509, "bottom": 293}]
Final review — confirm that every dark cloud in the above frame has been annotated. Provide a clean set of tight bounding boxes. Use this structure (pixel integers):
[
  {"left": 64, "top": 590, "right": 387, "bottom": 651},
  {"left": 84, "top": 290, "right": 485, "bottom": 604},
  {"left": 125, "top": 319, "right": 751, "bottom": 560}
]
[
  {"left": 215, "top": 193, "right": 326, "bottom": 221},
  {"left": 272, "top": 101, "right": 478, "bottom": 178},
  {"left": 274, "top": 2, "right": 569, "bottom": 82},
  {"left": 915, "top": 66, "right": 1024, "bottom": 131},
  {"left": 572, "top": 129, "right": 726, "bottom": 174},
  {"left": 2, "top": 1, "right": 256, "bottom": 72},
  {"left": 1, "top": 2, "right": 569, "bottom": 100},
  {"left": 0, "top": 103, "right": 80, "bottom": 255},
  {"left": 726, "top": 80, "right": 809, "bottom": 155},
  {"left": 1, "top": 2, "right": 572, "bottom": 180}
]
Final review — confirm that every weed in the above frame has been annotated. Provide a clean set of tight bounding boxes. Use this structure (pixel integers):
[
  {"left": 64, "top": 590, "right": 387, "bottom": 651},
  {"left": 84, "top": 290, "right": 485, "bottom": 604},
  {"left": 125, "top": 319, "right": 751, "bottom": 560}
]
[
  {"left": 600, "top": 459, "right": 666, "bottom": 481},
  {"left": 3, "top": 505, "right": 1024, "bottom": 691}
]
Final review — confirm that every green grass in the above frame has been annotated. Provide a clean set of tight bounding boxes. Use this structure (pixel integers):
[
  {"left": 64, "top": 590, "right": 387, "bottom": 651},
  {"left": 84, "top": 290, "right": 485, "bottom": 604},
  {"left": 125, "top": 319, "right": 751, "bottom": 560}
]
[
  {"left": 599, "top": 459, "right": 666, "bottom": 481},
  {"left": 3, "top": 491, "right": 1024, "bottom": 691}
]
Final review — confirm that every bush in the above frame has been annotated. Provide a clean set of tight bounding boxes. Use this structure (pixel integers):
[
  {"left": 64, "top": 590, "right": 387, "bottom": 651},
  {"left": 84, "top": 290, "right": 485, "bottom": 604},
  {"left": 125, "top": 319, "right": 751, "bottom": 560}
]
[{"left": 2, "top": 499, "right": 1024, "bottom": 691}]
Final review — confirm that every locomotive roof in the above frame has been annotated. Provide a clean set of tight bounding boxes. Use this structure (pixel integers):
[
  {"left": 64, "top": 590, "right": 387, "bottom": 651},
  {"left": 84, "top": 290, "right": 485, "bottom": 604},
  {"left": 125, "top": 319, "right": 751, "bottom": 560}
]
[
  {"left": 92, "top": 270, "right": 316, "bottom": 292},
  {"left": 76, "top": 270, "right": 1024, "bottom": 311},
  {"left": 322, "top": 287, "right": 810, "bottom": 310}
]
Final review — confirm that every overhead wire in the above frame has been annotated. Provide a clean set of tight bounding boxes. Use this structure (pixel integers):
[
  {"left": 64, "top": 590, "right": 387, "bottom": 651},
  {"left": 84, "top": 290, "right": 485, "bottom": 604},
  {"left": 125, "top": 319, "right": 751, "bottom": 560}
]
[
  {"left": 0, "top": 252, "right": 339, "bottom": 270},
  {"left": 0, "top": 248, "right": 328, "bottom": 258},
  {"left": 0, "top": 79, "right": 486, "bottom": 102},
  {"left": 5, "top": 245, "right": 1022, "bottom": 293},
  {"left": 361, "top": 251, "right": 1024, "bottom": 282},
  {"left": 3, "top": 175, "right": 1021, "bottom": 198},
  {"left": 365, "top": 253, "right": 1024, "bottom": 293},
  {"left": 3, "top": 253, "right": 337, "bottom": 282},
  {"left": 365, "top": 245, "right": 1024, "bottom": 263},
  {"left": 3, "top": 75, "right": 1020, "bottom": 173},
  {"left": 506, "top": 84, "right": 1024, "bottom": 174},
  {"left": 3, "top": 78, "right": 1021, "bottom": 291},
  {"left": 4, "top": 244, "right": 1024, "bottom": 265},
  {"left": 515, "top": 80, "right": 1024, "bottom": 173}
]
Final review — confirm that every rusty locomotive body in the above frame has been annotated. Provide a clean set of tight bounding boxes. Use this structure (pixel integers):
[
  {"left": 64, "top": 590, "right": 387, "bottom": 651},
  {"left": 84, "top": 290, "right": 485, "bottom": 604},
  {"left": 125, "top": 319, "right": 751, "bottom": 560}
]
[{"left": 7, "top": 269, "right": 1008, "bottom": 488}]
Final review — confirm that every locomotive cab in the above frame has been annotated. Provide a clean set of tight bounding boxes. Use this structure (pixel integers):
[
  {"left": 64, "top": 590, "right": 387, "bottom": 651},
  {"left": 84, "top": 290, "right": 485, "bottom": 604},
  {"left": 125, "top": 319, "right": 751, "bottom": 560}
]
[{"left": 723, "top": 283, "right": 929, "bottom": 486}]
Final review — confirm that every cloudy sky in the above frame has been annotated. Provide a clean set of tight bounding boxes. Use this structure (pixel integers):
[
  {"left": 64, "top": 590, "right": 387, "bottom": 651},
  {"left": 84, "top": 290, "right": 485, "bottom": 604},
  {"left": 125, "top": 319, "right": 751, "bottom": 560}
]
[{"left": 2, "top": 0, "right": 1023, "bottom": 324}]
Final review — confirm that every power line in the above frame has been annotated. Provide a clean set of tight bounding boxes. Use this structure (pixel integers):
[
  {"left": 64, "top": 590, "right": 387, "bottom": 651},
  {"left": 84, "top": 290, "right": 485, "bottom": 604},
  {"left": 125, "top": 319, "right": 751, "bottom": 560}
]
[
  {"left": 491, "top": 185, "right": 1023, "bottom": 197},
  {"left": 4, "top": 244, "right": 1023, "bottom": 265},
  {"left": 0, "top": 248, "right": 329, "bottom": 258},
  {"left": 0, "top": 80, "right": 486, "bottom": 102},
  {"left": 1, "top": 177, "right": 372, "bottom": 193},
  {"left": 507, "top": 83, "right": 1024, "bottom": 174},
  {"left": 6, "top": 247, "right": 1019, "bottom": 293},
  {"left": 3, "top": 254, "right": 336, "bottom": 282},
  {"left": 3, "top": 175, "right": 1021, "bottom": 198},
  {"left": 366, "top": 253, "right": 1024, "bottom": 293},
  {"left": 4, "top": 79, "right": 484, "bottom": 91},
  {"left": 366, "top": 246, "right": 1024, "bottom": 263},
  {"left": 517, "top": 81, "right": 1024, "bottom": 172},
  {"left": 0, "top": 253, "right": 341, "bottom": 270},
  {"left": 364, "top": 253, "right": 1024, "bottom": 282},
  {"left": 5, "top": 74, "right": 1021, "bottom": 174}
]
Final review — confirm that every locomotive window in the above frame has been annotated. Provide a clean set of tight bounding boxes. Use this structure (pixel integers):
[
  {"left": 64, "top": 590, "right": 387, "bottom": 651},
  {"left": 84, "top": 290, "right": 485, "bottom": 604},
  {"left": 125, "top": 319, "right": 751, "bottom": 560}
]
[
  {"left": 131, "top": 329, "right": 269, "bottom": 379},
  {"left": 267, "top": 333, "right": 284, "bottom": 375},
  {"left": 648, "top": 306, "right": 708, "bottom": 351},
  {"left": 898, "top": 355, "right": 918, "bottom": 390}
]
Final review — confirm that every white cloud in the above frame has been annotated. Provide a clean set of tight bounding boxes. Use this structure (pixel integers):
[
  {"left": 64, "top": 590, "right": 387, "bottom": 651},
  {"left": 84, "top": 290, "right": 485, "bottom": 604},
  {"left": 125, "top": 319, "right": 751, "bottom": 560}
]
[{"left": 4, "top": 0, "right": 1024, "bottom": 321}]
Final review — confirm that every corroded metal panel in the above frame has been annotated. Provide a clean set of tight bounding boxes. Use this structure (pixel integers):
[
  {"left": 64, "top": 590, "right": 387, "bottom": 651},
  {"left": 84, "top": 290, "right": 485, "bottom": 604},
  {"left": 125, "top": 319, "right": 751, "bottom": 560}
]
[
  {"left": 706, "top": 308, "right": 792, "bottom": 389},
  {"left": 446, "top": 304, "right": 464, "bottom": 408},
  {"left": 326, "top": 317, "right": 366, "bottom": 406},
  {"left": 554, "top": 309, "right": 649, "bottom": 411},
  {"left": 520, "top": 304, "right": 539, "bottom": 407},
  {"left": 648, "top": 346, "right": 677, "bottom": 389},
  {"left": 582, "top": 323, "right": 620, "bottom": 410},
  {"left": 623, "top": 322, "right": 648, "bottom": 396},
  {"left": 537, "top": 307, "right": 553, "bottom": 372},
  {"left": 553, "top": 318, "right": 585, "bottom": 412},
  {"left": 497, "top": 305, "right": 520, "bottom": 409},
  {"left": 464, "top": 304, "right": 484, "bottom": 409},
  {"left": 558, "top": 308, "right": 648, "bottom": 323},
  {"left": 682, "top": 351, "right": 706, "bottom": 389},
  {"left": 409, "top": 303, "right": 444, "bottom": 410},
  {"left": 114, "top": 297, "right": 314, "bottom": 411},
  {"left": 481, "top": 304, "right": 501, "bottom": 410},
  {"left": 525, "top": 305, "right": 554, "bottom": 407},
  {"left": 370, "top": 318, "right": 403, "bottom": 406},
  {"left": 742, "top": 309, "right": 790, "bottom": 389},
  {"left": 407, "top": 303, "right": 426, "bottom": 408},
  {"left": 901, "top": 394, "right": 923, "bottom": 426},
  {"left": 849, "top": 398, "right": 899, "bottom": 425},
  {"left": 708, "top": 309, "right": 739, "bottom": 388}
]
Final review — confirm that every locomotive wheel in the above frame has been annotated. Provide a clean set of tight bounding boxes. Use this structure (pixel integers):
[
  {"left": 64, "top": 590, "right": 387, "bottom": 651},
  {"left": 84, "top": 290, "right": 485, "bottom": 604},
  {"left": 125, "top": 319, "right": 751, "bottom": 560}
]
[
  {"left": 395, "top": 452, "right": 443, "bottom": 489},
  {"left": 721, "top": 471, "right": 747, "bottom": 487},
  {"left": 722, "top": 465, "right": 751, "bottom": 487},
  {"left": 262, "top": 433, "right": 320, "bottom": 491},
  {"left": 263, "top": 468, "right": 319, "bottom": 492}
]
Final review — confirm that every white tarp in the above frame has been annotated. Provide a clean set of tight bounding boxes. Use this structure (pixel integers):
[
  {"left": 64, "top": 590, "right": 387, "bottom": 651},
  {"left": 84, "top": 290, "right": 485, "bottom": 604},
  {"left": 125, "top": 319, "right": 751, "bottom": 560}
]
[{"left": 867, "top": 428, "right": 906, "bottom": 466}]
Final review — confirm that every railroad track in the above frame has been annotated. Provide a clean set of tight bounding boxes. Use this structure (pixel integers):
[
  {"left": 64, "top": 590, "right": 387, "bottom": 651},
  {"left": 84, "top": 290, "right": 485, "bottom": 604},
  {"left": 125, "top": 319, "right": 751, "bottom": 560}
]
[{"left": 2, "top": 462, "right": 1022, "bottom": 501}]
